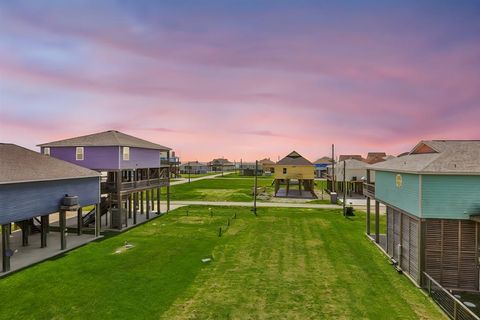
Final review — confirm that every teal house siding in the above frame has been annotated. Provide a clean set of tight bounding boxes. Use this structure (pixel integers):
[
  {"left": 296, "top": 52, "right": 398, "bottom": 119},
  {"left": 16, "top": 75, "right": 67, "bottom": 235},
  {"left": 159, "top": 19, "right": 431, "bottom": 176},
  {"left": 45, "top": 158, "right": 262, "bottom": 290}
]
[
  {"left": 421, "top": 175, "right": 480, "bottom": 219},
  {"left": 375, "top": 171, "right": 420, "bottom": 217}
]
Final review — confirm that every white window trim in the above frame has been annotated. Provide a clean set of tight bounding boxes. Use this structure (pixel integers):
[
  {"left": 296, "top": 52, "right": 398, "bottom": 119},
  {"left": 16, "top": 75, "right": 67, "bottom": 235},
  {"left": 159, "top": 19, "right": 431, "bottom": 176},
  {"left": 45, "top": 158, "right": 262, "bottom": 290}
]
[
  {"left": 43, "top": 147, "right": 50, "bottom": 156},
  {"left": 123, "top": 146, "right": 130, "bottom": 161},
  {"left": 76, "top": 147, "right": 84, "bottom": 161}
]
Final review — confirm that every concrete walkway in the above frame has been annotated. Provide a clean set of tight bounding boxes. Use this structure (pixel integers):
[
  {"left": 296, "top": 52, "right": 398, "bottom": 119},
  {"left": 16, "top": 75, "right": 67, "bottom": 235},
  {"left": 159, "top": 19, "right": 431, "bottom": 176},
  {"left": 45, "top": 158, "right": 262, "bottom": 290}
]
[
  {"left": 170, "top": 172, "right": 234, "bottom": 186},
  {"left": 170, "top": 200, "right": 341, "bottom": 209}
]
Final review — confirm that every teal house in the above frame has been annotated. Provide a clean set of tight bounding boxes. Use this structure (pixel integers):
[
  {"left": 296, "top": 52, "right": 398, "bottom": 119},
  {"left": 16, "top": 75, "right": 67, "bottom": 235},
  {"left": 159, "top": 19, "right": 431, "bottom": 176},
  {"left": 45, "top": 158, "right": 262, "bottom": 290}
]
[{"left": 365, "top": 140, "right": 480, "bottom": 292}]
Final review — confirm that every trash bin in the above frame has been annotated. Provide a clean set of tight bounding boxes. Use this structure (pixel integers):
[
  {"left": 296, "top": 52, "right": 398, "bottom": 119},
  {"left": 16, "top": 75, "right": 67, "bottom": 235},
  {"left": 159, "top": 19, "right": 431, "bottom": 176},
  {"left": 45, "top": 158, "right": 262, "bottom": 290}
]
[{"left": 330, "top": 192, "right": 338, "bottom": 204}]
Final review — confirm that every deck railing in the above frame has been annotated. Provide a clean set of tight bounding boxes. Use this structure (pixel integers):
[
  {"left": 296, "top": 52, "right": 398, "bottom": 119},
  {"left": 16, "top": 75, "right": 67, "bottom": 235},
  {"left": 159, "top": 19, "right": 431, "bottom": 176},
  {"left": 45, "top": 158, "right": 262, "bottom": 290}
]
[
  {"left": 363, "top": 182, "right": 375, "bottom": 197},
  {"left": 422, "top": 272, "right": 479, "bottom": 320}
]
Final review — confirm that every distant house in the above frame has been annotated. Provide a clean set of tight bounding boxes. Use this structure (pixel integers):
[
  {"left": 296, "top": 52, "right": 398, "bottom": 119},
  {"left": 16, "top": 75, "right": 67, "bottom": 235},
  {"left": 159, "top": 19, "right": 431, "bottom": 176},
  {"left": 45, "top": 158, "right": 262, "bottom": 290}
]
[
  {"left": 0, "top": 144, "right": 101, "bottom": 273},
  {"left": 273, "top": 151, "right": 316, "bottom": 198},
  {"left": 208, "top": 158, "right": 235, "bottom": 172},
  {"left": 366, "top": 140, "right": 480, "bottom": 292},
  {"left": 259, "top": 158, "right": 276, "bottom": 174},
  {"left": 313, "top": 156, "right": 332, "bottom": 178},
  {"left": 237, "top": 161, "right": 258, "bottom": 176},
  {"left": 365, "top": 152, "right": 387, "bottom": 164},
  {"left": 38, "top": 130, "right": 171, "bottom": 230},
  {"left": 180, "top": 161, "right": 209, "bottom": 174},
  {"left": 339, "top": 154, "right": 364, "bottom": 162},
  {"left": 326, "top": 159, "right": 370, "bottom": 196}
]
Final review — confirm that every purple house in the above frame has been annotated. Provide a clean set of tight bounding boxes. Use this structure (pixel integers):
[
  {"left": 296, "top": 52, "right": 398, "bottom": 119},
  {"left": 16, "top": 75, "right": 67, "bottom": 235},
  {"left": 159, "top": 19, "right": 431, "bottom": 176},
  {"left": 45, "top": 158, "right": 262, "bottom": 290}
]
[{"left": 38, "top": 130, "right": 172, "bottom": 230}]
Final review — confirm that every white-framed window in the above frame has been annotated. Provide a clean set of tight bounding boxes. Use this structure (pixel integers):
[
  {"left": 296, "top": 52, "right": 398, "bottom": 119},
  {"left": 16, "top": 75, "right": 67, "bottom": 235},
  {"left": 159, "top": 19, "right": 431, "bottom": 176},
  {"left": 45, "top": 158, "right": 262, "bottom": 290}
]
[
  {"left": 122, "top": 146, "right": 130, "bottom": 161},
  {"left": 43, "top": 147, "right": 50, "bottom": 156},
  {"left": 76, "top": 147, "right": 84, "bottom": 161}
]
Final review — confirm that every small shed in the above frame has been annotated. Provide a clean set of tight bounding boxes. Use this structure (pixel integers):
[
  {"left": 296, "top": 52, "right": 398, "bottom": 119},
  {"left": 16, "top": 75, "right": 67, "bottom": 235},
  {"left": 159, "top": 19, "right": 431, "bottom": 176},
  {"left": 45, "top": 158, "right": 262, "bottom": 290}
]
[{"left": 0, "top": 144, "right": 101, "bottom": 273}]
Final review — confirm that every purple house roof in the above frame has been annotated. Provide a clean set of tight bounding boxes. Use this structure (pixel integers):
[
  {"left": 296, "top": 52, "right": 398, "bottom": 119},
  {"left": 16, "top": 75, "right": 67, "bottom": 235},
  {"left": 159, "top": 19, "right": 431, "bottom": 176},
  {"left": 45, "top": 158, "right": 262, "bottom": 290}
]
[{"left": 38, "top": 130, "right": 171, "bottom": 151}]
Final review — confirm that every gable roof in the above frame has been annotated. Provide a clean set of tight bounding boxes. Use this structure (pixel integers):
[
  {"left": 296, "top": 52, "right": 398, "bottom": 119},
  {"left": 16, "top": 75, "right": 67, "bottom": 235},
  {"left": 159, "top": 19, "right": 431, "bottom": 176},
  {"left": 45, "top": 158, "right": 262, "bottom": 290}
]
[
  {"left": 369, "top": 140, "right": 480, "bottom": 175},
  {"left": 0, "top": 144, "right": 100, "bottom": 184},
  {"left": 314, "top": 156, "right": 332, "bottom": 165},
  {"left": 339, "top": 154, "right": 364, "bottom": 162},
  {"left": 259, "top": 158, "right": 275, "bottom": 165},
  {"left": 276, "top": 151, "right": 313, "bottom": 166},
  {"left": 38, "top": 130, "right": 171, "bottom": 151},
  {"left": 208, "top": 158, "right": 234, "bottom": 166},
  {"left": 328, "top": 158, "right": 368, "bottom": 170}
]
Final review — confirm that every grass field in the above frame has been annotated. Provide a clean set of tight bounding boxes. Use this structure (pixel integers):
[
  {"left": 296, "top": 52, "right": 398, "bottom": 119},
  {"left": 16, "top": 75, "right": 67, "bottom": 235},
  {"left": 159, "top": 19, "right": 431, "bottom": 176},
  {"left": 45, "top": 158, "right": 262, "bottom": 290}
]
[
  {"left": 0, "top": 207, "right": 443, "bottom": 319},
  {"left": 165, "top": 178, "right": 274, "bottom": 202},
  {"left": 162, "top": 178, "right": 327, "bottom": 202},
  {"left": 177, "top": 172, "right": 220, "bottom": 179}
]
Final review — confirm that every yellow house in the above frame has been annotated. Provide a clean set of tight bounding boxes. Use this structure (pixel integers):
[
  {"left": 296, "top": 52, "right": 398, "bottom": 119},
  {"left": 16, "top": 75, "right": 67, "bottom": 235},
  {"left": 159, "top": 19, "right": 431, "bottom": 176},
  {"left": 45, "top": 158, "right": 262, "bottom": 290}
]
[{"left": 273, "top": 151, "right": 316, "bottom": 198}]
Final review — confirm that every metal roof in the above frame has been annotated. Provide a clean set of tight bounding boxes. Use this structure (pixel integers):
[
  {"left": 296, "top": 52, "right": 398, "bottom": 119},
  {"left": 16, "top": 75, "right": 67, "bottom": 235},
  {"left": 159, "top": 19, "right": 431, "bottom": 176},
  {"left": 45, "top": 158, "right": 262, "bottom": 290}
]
[
  {"left": 369, "top": 140, "right": 480, "bottom": 175},
  {"left": 0, "top": 144, "right": 100, "bottom": 184},
  {"left": 38, "top": 130, "right": 171, "bottom": 151},
  {"left": 276, "top": 151, "right": 313, "bottom": 166}
]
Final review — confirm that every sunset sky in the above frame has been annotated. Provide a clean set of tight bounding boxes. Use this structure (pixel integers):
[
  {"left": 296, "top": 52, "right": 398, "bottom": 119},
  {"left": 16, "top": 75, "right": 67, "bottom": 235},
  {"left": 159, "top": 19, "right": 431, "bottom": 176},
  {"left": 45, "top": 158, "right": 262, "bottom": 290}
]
[{"left": 1, "top": 1, "right": 479, "bottom": 162}]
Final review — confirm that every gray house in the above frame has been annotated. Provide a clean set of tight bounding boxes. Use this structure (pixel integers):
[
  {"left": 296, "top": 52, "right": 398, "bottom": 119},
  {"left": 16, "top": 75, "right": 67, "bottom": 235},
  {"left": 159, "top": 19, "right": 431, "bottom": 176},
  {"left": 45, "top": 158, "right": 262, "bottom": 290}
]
[{"left": 0, "top": 144, "right": 101, "bottom": 273}]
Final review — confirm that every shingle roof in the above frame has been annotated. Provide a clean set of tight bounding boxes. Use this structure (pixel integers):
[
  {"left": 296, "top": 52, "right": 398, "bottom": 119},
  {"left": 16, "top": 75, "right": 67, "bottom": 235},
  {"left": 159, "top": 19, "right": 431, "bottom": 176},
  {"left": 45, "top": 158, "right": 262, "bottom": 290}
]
[
  {"left": 328, "top": 159, "right": 367, "bottom": 170},
  {"left": 369, "top": 140, "right": 480, "bottom": 175},
  {"left": 314, "top": 156, "right": 332, "bottom": 165},
  {"left": 277, "top": 151, "right": 313, "bottom": 166},
  {"left": 259, "top": 158, "right": 275, "bottom": 165},
  {"left": 0, "top": 144, "right": 100, "bottom": 184},
  {"left": 38, "top": 130, "right": 171, "bottom": 151},
  {"left": 339, "top": 155, "right": 364, "bottom": 162}
]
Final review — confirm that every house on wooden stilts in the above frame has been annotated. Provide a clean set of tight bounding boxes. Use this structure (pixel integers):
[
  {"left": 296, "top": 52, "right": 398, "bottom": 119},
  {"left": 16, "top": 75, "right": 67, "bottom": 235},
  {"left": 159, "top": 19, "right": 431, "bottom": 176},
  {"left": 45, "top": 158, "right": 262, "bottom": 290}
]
[
  {"left": 0, "top": 144, "right": 101, "bottom": 274},
  {"left": 38, "top": 130, "right": 172, "bottom": 231},
  {"left": 365, "top": 140, "right": 480, "bottom": 292},
  {"left": 273, "top": 151, "right": 316, "bottom": 199}
]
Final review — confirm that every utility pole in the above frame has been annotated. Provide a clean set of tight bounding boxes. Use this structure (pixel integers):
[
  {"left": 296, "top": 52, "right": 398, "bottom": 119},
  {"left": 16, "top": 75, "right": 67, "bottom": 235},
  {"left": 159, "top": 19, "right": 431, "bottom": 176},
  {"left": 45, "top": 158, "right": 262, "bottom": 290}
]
[
  {"left": 332, "top": 144, "right": 335, "bottom": 192},
  {"left": 343, "top": 160, "right": 346, "bottom": 217},
  {"left": 253, "top": 160, "right": 258, "bottom": 216}
]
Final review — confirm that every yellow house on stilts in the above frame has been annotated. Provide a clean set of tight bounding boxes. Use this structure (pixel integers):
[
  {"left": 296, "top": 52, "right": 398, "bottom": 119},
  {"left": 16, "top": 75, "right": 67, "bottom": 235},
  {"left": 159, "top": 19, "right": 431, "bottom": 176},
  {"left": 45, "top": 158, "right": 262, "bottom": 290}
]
[{"left": 273, "top": 151, "right": 316, "bottom": 198}]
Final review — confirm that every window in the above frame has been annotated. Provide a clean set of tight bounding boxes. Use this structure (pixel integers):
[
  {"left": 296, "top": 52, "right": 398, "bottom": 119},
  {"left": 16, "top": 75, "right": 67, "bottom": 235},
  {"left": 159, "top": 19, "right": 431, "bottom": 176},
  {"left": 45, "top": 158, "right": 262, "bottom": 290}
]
[
  {"left": 43, "top": 147, "right": 50, "bottom": 156},
  {"left": 123, "top": 146, "right": 130, "bottom": 161},
  {"left": 283, "top": 168, "right": 287, "bottom": 174},
  {"left": 76, "top": 147, "right": 84, "bottom": 161}
]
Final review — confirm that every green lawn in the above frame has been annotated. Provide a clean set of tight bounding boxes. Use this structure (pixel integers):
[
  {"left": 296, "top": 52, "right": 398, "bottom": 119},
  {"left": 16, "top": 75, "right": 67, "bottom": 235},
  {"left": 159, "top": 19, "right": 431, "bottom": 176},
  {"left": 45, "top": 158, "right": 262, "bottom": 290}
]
[
  {"left": 165, "top": 178, "right": 274, "bottom": 202},
  {"left": 177, "top": 172, "right": 220, "bottom": 179},
  {"left": 0, "top": 207, "right": 443, "bottom": 319},
  {"left": 216, "top": 172, "right": 273, "bottom": 179}
]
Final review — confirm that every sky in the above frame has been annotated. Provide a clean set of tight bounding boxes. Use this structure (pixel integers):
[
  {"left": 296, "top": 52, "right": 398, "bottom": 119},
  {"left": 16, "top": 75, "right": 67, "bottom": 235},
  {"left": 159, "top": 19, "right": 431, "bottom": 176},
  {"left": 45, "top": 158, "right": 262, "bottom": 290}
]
[{"left": 0, "top": 0, "right": 479, "bottom": 162}]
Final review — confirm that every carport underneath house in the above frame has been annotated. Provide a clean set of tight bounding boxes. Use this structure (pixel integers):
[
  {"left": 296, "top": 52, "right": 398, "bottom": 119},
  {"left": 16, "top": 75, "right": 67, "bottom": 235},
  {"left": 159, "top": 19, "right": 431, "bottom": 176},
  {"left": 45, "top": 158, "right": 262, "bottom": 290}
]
[{"left": 0, "top": 144, "right": 101, "bottom": 274}]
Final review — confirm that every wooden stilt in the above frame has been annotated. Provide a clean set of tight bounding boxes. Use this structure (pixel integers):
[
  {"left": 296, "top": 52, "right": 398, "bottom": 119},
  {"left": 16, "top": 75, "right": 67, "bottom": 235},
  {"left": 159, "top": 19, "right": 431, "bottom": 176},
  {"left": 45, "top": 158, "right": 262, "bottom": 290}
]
[
  {"left": 141, "top": 191, "right": 144, "bottom": 214},
  {"left": 146, "top": 189, "right": 150, "bottom": 219},
  {"left": 151, "top": 189, "right": 155, "bottom": 214},
  {"left": 21, "top": 221, "right": 29, "bottom": 247},
  {"left": 133, "top": 192, "right": 138, "bottom": 225},
  {"left": 128, "top": 194, "right": 132, "bottom": 219},
  {"left": 157, "top": 187, "right": 161, "bottom": 215},
  {"left": 77, "top": 208, "right": 83, "bottom": 235},
  {"left": 41, "top": 215, "right": 48, "bottom": 248},
  {"left": 375, "top": 201, "right": 380, "bottom": 243},
  {"left": 124, "top": 198, "right": 128, "bottom": 227},
  {"left": 95, "top": 203, "right": 101, "bottom": 237},
  {"left": 2, "top": 224, "right": 11, "bottom": 272},
  {"left": 59, "top": 210, "right": 67, "bottom": 250},
  {"left": 366, "top": 197, "right": 371, "bottom": 235}
]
